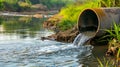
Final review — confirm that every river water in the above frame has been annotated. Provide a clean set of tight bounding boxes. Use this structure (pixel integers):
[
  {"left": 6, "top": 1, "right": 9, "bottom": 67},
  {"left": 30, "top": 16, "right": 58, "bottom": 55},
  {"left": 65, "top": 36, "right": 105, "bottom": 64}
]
[{"left": 0, "top": 15, "right": 107, "bottom": 67}]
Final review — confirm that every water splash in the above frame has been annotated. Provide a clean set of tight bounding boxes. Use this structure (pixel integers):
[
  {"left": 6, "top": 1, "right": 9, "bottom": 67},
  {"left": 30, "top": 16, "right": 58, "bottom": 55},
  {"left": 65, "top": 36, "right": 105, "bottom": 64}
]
[
  {"left": 0, "top": 39, "right": 93, "bottom": 67},
  {"left": 73, "top": 31, "right": 96, "bottom": 46}
]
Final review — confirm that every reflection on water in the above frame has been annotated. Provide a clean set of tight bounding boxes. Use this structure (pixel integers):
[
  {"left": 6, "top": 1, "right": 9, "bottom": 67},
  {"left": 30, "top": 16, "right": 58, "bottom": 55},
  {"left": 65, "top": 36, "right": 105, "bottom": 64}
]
[
  {"left": 0, "top": 16, "right": 48, "bottom": 38},
  {"left": 0, "top": 15, "right": 106, "bottom": 67}
]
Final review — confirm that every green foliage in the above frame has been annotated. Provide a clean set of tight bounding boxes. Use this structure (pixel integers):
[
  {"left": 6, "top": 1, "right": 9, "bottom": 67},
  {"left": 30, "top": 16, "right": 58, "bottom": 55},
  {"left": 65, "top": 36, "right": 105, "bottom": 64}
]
[
  {"left": 97, "top": 57, "right": 117, "bottom": 67},
  {"left": 58, "top": 0, "right": 101, "bottom": 31},
  {"left": 0, "top": 0, "right": 32, "bottom": 11},
  {"left": 0, "top": 1, "right": 4, "bottom": 10},
  {"left": 57, "top": 18, "right": 75, "bottom": 31},
  {"left": 25, "top": 0, "right": 31, "bottom": 5},
  {"left": 0, "top": 0, "right": 75, "bottom": 11},
  {"left": 101, "top": 0, "right": 120, "bottom": 7},
  {"left": 18, "top": 1, "right": 31, "bottom": 11},
  {"left": 57, "top": 0, "right": 120, "bottom": 31},
  {"left": 106, "top": 23, "right": 120, "bottom": 41},
  {"left": 95, "top": 22, "right": 120, "bottom": 44},
  {"left": 97, "top": 49, "right": 120, "bottom": 67},
  {"left": 39, "top": 0, "right": 73, "bottom": 10},
  {"left": 29, "top": 0, "right": 39, "bottom": 4},
  {"left": 117, "top": 49, "right": 120, "bottom": 60}
]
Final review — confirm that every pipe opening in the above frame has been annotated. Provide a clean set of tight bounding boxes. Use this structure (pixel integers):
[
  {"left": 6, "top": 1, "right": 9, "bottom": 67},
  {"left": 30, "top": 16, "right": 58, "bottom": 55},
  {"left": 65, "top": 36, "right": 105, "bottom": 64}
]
[{"left": 78, "top": 9, "right": 98, "bottom": 33}]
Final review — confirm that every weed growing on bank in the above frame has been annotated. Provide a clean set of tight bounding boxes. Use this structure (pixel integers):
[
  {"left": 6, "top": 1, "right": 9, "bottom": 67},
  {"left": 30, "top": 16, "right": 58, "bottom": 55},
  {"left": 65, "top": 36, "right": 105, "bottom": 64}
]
[{"left": 57, "top": 0, "right": 120, "bottom": 31}]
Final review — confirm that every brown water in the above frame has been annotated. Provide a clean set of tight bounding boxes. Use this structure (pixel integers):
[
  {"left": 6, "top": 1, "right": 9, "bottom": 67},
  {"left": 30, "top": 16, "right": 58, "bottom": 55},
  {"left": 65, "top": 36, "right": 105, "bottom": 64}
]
[{"left": 0, "top": 14, "right": 107, "bottom": 67}]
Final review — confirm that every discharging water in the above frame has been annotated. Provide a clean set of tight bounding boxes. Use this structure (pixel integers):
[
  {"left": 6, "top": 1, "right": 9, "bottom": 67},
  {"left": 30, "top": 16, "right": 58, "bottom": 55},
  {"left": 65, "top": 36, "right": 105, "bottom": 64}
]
[
  {"left": 73, "top": 31, "right": 96, "bottom": 46},
  {"left": 0, "top": 15, "right": 106, "bottom": 67}
]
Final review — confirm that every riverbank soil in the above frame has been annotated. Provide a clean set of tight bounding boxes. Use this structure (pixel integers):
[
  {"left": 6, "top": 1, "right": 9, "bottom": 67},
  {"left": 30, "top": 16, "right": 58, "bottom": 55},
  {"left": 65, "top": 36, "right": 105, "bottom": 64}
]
[{"left": 43, "top": 14, "right": 79, "bottom": 43}]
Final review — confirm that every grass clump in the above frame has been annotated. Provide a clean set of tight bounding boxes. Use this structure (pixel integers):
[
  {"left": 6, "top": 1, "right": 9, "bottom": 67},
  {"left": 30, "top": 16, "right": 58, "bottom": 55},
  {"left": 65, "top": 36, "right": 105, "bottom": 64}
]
[
  {"left": 97, "top": 49, "right": 120, "bottom": 67},
  {"left": 106, "top": 22, "right": 120, "bottom": 41},
  {"left": 97, "top": 22, "right": 120, "bottom": 43},
  {"left": 97, "top": 57, "right": 117, "bottom": 67}
]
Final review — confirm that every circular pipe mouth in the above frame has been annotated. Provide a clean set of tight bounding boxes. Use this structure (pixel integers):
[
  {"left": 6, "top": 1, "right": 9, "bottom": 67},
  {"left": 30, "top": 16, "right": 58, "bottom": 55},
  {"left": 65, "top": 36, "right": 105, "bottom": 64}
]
[{"left": 78, "top": 9, "right": 99, "bottom": 35}]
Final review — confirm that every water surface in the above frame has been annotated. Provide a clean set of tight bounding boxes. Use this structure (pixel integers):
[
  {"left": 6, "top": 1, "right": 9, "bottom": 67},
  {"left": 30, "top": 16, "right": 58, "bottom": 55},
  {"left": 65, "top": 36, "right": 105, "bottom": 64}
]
[{"left": 0, "top": 15, "right": 107, "bottom": 67}]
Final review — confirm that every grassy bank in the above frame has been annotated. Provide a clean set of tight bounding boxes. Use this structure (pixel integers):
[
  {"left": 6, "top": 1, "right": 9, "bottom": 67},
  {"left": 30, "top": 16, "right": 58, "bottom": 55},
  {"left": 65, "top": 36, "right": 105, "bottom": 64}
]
[
  {"left": 56, "top": 0, "right": 120, "bottom": 31},
  {"left": 58, "top": 1, "right": 100, "bottom": 31},
  {"left": 95, "top": 22, "right": 120, "bottom": 66}
]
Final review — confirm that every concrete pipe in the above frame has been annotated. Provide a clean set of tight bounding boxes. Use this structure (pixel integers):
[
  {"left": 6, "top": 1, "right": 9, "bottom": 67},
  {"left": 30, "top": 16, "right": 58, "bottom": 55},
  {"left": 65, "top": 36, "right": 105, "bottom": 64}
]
[{"left": 78, "top": 7, "right": 120, "bottom": 37}]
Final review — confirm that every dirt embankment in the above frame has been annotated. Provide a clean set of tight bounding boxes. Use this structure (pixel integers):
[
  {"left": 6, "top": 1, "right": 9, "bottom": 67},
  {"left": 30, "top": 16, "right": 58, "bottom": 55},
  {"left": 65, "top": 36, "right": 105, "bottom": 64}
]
[{"left": 43, "top": 14, "right": 79, "bottom": 43}]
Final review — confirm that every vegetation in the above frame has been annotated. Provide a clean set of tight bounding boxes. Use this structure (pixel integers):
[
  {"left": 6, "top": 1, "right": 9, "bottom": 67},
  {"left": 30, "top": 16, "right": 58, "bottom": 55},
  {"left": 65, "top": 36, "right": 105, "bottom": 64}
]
[
  {"left": 105, "top": 23, "right": 120, "bottom": 41},
  {"left": 94, "top": 22, "right": 120, "bottom": 43},
  {"left": 57, "top": 1, "right": 101, "bottom": 31},
  {"left": 97, "top": 57, "right": 117, "bottom": 67},
  {"left": 96, "top": 22, "right": 120, "bottom": 67},
  {"left": 56, "top": 0, "right": 120, "bottom": 66},
  {"left": 94, "top": 22, "right": 120, "bottom": 44},
  {"left": 0, "top": 0, "right": 75, "bottom": 11},
  {"left": 97, "top": 49, "right": 120, "bottom": 67},
  {"left": 39, "top": 0, "right": 73, "bottom": 10},
  {"left": 57, "top": 0, "right": 120, "bottom": 31},
  {"left": 0, "top": 0, "right": 31, "bottom": 11}
]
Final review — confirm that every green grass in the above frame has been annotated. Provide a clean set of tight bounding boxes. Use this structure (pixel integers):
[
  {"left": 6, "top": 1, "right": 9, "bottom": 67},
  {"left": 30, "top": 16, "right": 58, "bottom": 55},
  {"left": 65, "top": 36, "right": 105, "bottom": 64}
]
[
  {"left": 106, "top": 22, "right": 120, "bottom": 41},
  {"left": 0, "top": 0, "right": 76, "bottom": 11},
  {"left": 97, "top": 23, "right": 120, "bottom": 67},
  {"left": 97, "top": 49, "right": 120, "bottom": 67},
  {"left": 97, "top": 57, "right": 117, "bottom": 67},
  {"left": 101, "top": 0, "right": 120, "bottom": 7},
  {"left": 56, "top": 0, "right": 120, "bottom": 31},
  {"left": 0, "top": 0, "right": 32, "bottom": 11},
  {"left": 57, "top": 0, "right": 101, "bottom": 31}
]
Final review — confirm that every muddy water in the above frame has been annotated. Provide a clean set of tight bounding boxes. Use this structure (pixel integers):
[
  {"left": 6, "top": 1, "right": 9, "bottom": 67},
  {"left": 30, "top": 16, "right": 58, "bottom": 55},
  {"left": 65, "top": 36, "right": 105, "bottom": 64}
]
[{"left": 0, "top": 15, "right": 107, "bottom": 67}]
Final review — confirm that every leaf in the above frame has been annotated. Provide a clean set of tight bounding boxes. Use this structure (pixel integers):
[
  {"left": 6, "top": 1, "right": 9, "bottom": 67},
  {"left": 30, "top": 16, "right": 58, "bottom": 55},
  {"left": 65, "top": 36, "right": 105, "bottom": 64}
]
[{"left": 97, "top": 58, "right": 104, "bottom": 67}]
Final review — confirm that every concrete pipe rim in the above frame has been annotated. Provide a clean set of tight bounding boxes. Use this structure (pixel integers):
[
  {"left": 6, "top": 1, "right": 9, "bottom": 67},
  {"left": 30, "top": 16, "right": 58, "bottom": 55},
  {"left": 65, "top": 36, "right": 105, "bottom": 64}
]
[{"left": 78, "top": 8, "right": 100, "bottom": 37}]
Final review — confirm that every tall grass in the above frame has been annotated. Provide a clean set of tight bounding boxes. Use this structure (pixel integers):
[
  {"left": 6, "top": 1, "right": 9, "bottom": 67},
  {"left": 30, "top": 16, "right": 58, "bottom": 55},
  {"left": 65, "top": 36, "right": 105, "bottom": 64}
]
[
  {"left": 57, "top": 0, "right": 101, "bottom": 31},
  {"left": 0, "top": 0, "right": 32, "bottom": 11},
  {"left": 97, "top": 57, "right": 117, "bottom": 67},
  {"left": 97, "top": 49, "right": 120, "bottom": 67},
  {"left": 0, "top": 0, "right": 71, "bottom": 11},
  {"left": 39, "top": 0, "right": 74, "bottom": 10},
  {"left": 97, "top": 23, "right": 120, "bottom": 67},
  {"left": 101, "top": 0, "right": 120, "bottom": 7},
  {"left": 57, "top": 0, "right": 120, "bottom": 31},
  {"left": 106, "top": 22, "right": 120, "bottom": 41}
]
